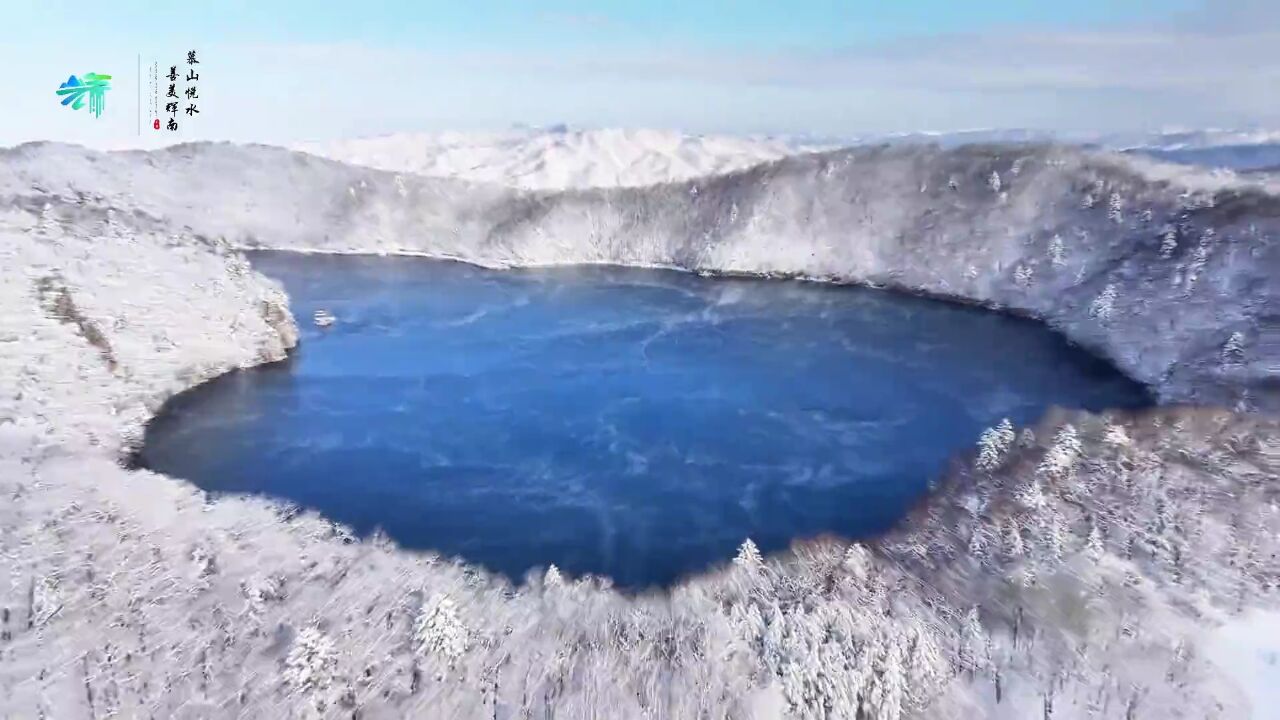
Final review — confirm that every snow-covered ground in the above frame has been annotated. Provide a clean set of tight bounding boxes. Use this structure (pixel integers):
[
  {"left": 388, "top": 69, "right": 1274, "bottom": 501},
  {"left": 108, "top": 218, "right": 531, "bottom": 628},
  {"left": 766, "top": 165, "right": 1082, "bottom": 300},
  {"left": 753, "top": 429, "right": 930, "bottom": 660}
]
[
  {"left": 294, "top": 127, "right": 830, "bottom": 189},
  {"left": 1, "top": 136, "right": 1278, "bottom": 718},
  {"left": 1208, "top": 611, "right": 1280, "bottom": 718}
]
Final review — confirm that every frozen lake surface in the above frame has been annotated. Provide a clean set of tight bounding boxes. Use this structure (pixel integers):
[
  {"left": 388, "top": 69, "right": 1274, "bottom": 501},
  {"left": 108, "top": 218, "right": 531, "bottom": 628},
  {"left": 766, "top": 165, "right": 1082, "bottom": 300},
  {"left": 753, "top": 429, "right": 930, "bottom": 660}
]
[{"left": 139, "top": 252, "right": 1151, "bottom": 588}]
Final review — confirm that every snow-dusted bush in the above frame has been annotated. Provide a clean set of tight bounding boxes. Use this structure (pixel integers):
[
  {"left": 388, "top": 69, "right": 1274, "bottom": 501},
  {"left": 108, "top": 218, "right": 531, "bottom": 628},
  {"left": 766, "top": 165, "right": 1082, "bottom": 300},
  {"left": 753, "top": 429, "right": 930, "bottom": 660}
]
[{"left": 988, "top": 171, "right": 1002, "bottom": 193}]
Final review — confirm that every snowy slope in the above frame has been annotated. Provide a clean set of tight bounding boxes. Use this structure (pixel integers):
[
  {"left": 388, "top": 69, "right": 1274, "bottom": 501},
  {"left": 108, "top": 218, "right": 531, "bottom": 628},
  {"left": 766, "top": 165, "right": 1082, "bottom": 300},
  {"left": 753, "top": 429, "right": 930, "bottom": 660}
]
[{"left": 293, "top": 127, "right": 828, "bottom": 189}]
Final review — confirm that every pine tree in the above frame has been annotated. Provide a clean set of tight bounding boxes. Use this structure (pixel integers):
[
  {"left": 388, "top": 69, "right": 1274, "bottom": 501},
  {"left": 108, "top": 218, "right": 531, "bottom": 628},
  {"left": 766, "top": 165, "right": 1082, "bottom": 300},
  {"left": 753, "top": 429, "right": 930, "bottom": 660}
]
[
  {"left": 1048, "top": 235, "right": 1066, "bottom": 267},
  {"left": 1086, "top": 521, "right": 1105, "bottom": 562},
  {"left": 414, "top": 594, "right": 469, "bottom": 664},
  {"left": 735, "top": 538, "right": 764, "bottom": 570},
  {"left": 284, "top": 626, "right": 339, "bottom": 712},
  {"left": 1103, "top": 423, "right": 1131, "bottom": 447},
  {"left": 1108, "top": 193, "right": 1124, "bottom": 224},
  {"left": 1160, "top": 228, "right": 1179, "bottom": 258},
  {"left": 866, "top": 634, "right": 906, "bottom": 720},
  {"left": 544, "top": 564, "right": 564, "bottom": 587},
  {"left": 1089, "top": 285, "right": 1118, "bottom": 323},
  {"left": 961, "top": 607, "right": 986, "bottom": 677},
  {"left": 1038, "top": 424, "right": 1082, "bottom": 480},
  {"left": 36, "top": 203, "right": 58, "bottom": 239},
  {"left": 976, "top": 418, "right": 1016, "bottom": 472},
  {"left": 1223, "top": 332, "right": 1246, "bottom": 364}
]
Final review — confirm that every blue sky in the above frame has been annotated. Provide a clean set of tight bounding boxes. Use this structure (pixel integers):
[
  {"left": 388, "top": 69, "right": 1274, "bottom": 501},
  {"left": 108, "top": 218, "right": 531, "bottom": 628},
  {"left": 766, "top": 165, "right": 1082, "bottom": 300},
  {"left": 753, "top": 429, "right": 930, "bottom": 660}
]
[
  {"left": 6, "top": 1, "right": 1196, "bottom": 49},
  {"left": 3, "top": 0, "right": 1276, "bottom": 147}
]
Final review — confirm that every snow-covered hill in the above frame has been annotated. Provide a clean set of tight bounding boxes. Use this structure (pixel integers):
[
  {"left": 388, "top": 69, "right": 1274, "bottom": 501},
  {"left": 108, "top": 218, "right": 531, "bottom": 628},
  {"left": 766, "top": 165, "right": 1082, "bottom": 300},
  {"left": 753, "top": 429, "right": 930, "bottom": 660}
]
[{"left": 293, "top": 127, "right": 829, "bottom": 189}]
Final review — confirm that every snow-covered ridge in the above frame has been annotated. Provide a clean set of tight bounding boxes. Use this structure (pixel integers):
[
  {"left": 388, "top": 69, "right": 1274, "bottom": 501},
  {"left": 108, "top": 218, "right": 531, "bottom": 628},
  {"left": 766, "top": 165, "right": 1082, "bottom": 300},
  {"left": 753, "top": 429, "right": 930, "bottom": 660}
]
[
  {"left": 293, "top": 127, "right": 829, "bottom": 189},
  {"left": 2, "top": 140, "right": 1279, "bottom": 718},
  {"left": 4, "top": 140, "right": 1275, "bottom": 409}
]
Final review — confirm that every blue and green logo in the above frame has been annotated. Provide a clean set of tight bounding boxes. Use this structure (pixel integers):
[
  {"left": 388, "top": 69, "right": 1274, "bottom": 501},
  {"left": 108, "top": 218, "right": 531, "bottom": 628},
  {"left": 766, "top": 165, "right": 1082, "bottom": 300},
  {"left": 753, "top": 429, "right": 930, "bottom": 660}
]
[{"left": 56, "top": 73, "right": 112, "bottom": 118}]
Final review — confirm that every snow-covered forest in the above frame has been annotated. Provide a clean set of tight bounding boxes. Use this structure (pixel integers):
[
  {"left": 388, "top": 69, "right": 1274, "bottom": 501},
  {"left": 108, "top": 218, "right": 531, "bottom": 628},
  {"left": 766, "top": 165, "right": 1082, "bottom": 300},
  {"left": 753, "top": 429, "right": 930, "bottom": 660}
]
[{"left": 1, "top": 141, "right": 1277, "bottom": 718}]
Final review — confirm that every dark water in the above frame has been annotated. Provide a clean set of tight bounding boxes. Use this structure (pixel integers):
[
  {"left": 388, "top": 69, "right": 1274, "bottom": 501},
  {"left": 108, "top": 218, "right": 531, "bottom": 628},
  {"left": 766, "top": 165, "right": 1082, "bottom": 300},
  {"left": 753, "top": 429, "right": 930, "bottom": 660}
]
[{"left": 140, "top": 252, "right": 1150, "bottom": 588}]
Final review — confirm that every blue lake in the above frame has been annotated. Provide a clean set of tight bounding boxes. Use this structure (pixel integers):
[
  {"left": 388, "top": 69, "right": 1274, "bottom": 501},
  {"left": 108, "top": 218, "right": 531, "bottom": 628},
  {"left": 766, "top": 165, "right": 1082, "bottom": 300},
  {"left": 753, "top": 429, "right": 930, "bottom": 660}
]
[{"left": 139, "top": 252, "right": 1151, "bottom": 588}]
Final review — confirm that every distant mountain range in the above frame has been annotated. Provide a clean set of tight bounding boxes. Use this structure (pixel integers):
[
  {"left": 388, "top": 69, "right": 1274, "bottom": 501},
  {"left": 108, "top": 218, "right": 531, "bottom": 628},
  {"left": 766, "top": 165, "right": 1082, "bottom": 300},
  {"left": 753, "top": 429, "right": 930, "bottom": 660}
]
[{"left": 294, "top": 126, "right": 1280, "bottom": 188}]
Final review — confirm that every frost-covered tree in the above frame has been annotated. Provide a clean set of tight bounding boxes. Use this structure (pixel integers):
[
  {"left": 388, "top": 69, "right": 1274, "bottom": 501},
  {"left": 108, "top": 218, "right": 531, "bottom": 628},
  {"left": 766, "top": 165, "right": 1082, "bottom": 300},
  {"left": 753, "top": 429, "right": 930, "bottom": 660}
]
[
  {"left": 865, "top": 634, "right": 907, "bottom": 720},
  {"left": 1223, "top": 332, "right": 1246, "bottom": 365},
  {"left": 960, "top": 607, "right": 987, "bottom": 676},
  {"left": 1014, "top": 265, "right": 1033, "bottom": 288},
  {"left": 1017, "top": 478, "right": 1050, "bottom": 513},
  {"left": 1160, "top": 228, "right": 1179, "bottom": 258},
  {"left": 976, "top": 419, "right": 1016, "bottom": 472},
  {"left": 1048, "top": 235, "right": 1066, "bottom": 267},
  {"left": 1038, "top": 424, "right": 1082, "bottom": 479},
  {"left": 1108, "top": 193, "right": 1125, "bottom": 224},
  {"left": 36, "top": 202, "right": 58, "bottom": 238},
  {"left": 1089, "top": 284, "right": 1118, "bottom": 323},
  {"left": 844, "top": 543, "right": 872, "bottom": 582},
  {"left": 544, "top": 564, "right": 564, "bottom": 587},
  {"left": 30, "top": 575, "right": 61, "bottom": 628},
  {"left": 1103, "top": 423, "right": 1131, "bottom": 448},
  {"left": 988, "top": 171, "right": 1002, "bottom": 193},
  {"left": 414, "top": 594, "right": 469, "bottom": 665},
  {"left": 1086, "top": 521, "right": 1105, "bottom": 561},
  {"left": 735, "top": 538, "right": 764, "bottom": 570},
  {"left": 284, "top": 626, "right": 340, "bottom": 713}
]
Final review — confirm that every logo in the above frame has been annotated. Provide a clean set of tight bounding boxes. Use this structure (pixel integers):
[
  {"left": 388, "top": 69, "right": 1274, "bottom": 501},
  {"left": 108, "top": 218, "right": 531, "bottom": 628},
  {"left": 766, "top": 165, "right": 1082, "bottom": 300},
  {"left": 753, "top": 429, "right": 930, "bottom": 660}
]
[{"left": 56, "top": 73, "right": 112, "bottom": 118}]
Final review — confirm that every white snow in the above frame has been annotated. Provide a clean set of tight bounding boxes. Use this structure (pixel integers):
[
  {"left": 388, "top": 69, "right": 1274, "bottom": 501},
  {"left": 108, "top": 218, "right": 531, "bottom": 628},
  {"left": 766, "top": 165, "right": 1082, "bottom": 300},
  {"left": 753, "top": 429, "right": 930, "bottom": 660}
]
[
  {"left": 1207, "top": 611, "right": 1280, "bottom": 719},
  {"left": 294, "top": 127, "right": 828, "bottom": 189}
]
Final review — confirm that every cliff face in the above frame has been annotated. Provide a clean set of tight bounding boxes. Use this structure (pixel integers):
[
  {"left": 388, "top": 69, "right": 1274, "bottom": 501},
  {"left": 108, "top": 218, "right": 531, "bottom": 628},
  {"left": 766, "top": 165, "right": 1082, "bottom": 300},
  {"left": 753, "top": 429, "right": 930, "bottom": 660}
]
[
  {"left": 3, "top": 141, "right": 1275, "bottom": 409},
  {"left": 0, "top": 141, "right": 1278, "bottom": 719}
]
